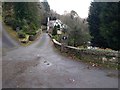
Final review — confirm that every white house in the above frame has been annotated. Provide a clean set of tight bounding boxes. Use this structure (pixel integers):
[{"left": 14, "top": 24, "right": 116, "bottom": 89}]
[{"left": 47, "top": 17, "right": 68, "bottom": 34}]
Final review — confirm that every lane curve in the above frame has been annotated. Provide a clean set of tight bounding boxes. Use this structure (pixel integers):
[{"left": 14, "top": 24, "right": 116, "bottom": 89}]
[{"left": 2, "top": 32, "right": 118, "bottom": 88}]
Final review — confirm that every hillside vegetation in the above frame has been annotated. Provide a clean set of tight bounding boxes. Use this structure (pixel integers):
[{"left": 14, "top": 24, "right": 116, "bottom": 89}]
[{"left": 2, "top": 2, "right": 50, "bottom": 43}]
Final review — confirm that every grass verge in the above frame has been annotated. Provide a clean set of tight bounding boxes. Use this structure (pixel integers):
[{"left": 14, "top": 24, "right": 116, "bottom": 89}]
[
  {"left": 0, "top": 16, "right": 2, "bottom": 21},
  {"left": 4, "top": 24, "right": 41, "bottom": 47},
  {"left": 4, "top": 24, "right": 19, "bottom": 42},
  {"left": 54, "top": 45, "right": 119, "bottom": 70}
]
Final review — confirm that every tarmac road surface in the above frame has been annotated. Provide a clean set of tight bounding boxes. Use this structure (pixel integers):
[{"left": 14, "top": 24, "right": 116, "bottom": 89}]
[{"left": 2, "top": 26, "right": 118, "bottom": 88}]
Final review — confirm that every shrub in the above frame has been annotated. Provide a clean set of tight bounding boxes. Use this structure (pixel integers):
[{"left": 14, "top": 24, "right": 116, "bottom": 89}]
[
  {"left": 52, "top": 26, "right": 57, "bottom": 36},
  {"left": 29, "top": 35, "right": 35, "bottom": 41},
  {"left": 30, "top": 23, "right": 37, "bottom": 30},
  {"left": 53, "top": 35, "right": 60, "bottom": 42},
  {"left": 4, "top": 16, "right": 14, "bottom": 26},
  {"left": 11, "top": 19, "right": 20, "bottom": 30},
  {"left": 18, "top": 31, "right": 26, "bottom": 38},
  {"left": 26, "top": 31, "right": 36, "bottom": 35}
]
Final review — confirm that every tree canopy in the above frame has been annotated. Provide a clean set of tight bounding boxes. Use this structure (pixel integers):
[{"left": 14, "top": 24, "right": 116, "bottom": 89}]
[
  {"left": 3, "top": 2, "right": 49, "bottom": 35},
  {"left": 60, "top": 11, "right": 91, "bottom": 47},
  {"left": 88, "top": 2, "right": 120, "bottom": 50}
]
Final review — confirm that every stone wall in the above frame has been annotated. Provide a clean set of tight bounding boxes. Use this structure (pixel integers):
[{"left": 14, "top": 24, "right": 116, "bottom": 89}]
[{"left": 52, "top": 38, "right": 119, "bottom": 69}]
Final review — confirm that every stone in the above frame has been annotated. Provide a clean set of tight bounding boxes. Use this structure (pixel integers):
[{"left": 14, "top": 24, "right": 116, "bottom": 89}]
[
  {"left": 109, "top": 57, "right": 117, "bottom": 63},
  {"left": 112, "top": 57, "right": 116, "bottom": 60},
  {"left": 102, "top": 57, "right": 107, "bottom": 63},
  {"left": 92, "top": 63, "right": 95, "bottom": 67},
  {"left": 72, "top": 79, "right": 75, "bottom": 82}
]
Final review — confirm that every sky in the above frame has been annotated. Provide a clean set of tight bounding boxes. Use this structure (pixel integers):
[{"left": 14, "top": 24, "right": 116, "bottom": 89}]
[{"left": 41, "top": 0, "right": 93, "bottom": 18}]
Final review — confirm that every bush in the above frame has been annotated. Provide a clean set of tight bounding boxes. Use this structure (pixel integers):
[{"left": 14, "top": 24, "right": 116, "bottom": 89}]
[
  {"left": 52, "top": 26, "right": 57, "bottom": 36},
  {"left": 4, "top": 16, "right": 14, "bottom": 26},
  {"left": 26, "top": 31, "right": 36, "bottom": 35},
  {"left": 29, "top": 35, "right": 35, "bottom": 41},
  {"left": 30, "top": 23, "right": 37, "bottom": 30},
  {"left": 11, "top": 19, "right": 20, "bottom": 30},
  {"left": 53, "top": 35, "right": 60, "bottom": 42},
  {"left": 18, "top": 31, "right": 26, "bottom": 38},
  {"left": 68, "top": 38, "right": 74, "bottom": 46}
]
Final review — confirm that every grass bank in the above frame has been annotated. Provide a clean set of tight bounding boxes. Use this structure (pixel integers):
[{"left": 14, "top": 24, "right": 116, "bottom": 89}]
[
  {"left": 0, "top": 16, "right": 2, "bottom": 21},
  {"left": 4, "top": 24, "right": 41, "bottom": 46}
]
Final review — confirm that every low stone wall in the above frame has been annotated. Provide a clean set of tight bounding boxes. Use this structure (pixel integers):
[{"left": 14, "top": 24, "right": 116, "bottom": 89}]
[{"left": 52, "top": 39, "right": 119, "bottom": 69}]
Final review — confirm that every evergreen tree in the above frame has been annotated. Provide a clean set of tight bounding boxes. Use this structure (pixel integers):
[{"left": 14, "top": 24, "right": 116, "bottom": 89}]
[
  {"left": 14, "top": 2, "right": 40, "bottom": 29},
  {"left": 99, "top": 2, "right": 120, "bottom": 50},
  {"left": 88, "top": 2, "right": 119, "bottom": 50},
  {"left": 41, "top": 1, "right": 50, "bottom": 12},
  {"left": 88, "top": 2, "right": 108, "bottom": 48},
  {"left": 3, "top": 2, "right": 43, "bottom": 35},
  {"left": 41, "top": 1, "right": 50, "bottom": 26}
]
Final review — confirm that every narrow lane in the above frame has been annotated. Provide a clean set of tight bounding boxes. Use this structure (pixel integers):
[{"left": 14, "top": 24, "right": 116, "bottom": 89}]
[{"left": 2, "top": 32, "right": 118, "bottom": 88}]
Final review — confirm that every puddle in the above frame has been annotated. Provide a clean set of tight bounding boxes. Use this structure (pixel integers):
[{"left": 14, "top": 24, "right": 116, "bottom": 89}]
[
  {"left": 46, "top": 63, "right": 49, "bottom": 65},
  {"left": 38, "top": 56, "right": 52, "bottom": 66},
  {"left": 43, "top": 60, "right": 51, "bottom": 66}
]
